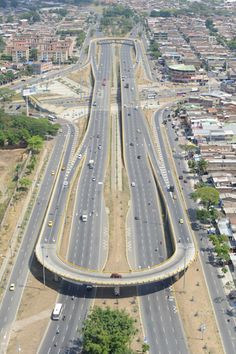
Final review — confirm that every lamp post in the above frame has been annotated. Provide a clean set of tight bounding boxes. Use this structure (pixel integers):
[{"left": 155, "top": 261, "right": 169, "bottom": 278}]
[
  {"left": 183, "top": 245, "right": 187, "bottom": 291},
  {"left": 41, "top": 245, "right": 46, "bottom": 287}
]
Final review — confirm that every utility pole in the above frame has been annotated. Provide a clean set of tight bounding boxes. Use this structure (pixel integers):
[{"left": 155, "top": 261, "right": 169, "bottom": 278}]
[
  {"left": 183, "top": 245, "right": 187, "bottom": 291},
  {"left": 42, "top": 245, "right": 46, "bottom": 287}
]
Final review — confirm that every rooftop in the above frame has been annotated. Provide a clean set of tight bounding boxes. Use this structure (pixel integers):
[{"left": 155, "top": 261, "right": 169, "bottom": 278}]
[{"left": 168, "top": 64, "right": 196, "bottom": 72}]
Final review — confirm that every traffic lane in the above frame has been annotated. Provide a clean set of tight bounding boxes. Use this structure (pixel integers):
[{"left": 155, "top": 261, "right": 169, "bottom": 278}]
[
  {"left": 67, "top": 46, "right": 112, "bottom": 267},
  {"left": 121, "top": 51, "right": 170, "bottom": 266},
  {"left": 41, "top": 123, "right": 77, "bottom": 245},
  {"left": 0, "top": 125, "right": 69, "bottom": 350},
  {"left": 139, "top": 283, "right": 188, "bottom": 354},
  {"left": 46, "top": 47, "right": 110, "bottom": 246},
  {"left": 124, "top": 108, "right": 167, "bottom": 267},
  {"left": 68, "top": 119, "right": 106, "bottom": 268},
  {"left": 149, "top": 109, "right": 192, "bottom": 245},
  {"left": 121, "top": 50, "right": 192, "bottom": 250},
  {"left": 67, "top": 111, "right": 109, "bottom": 265},
  {"left": 39, "top": 40, "right": 111, "bottom": 354},
  {"left": 38, "top": 283, "right": 93, "bottom": 354}
]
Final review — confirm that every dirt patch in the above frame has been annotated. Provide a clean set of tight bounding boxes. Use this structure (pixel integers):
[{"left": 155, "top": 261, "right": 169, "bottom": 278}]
[
  {"left": 7, "top": 256, "right": 59, "bottom": 354},
  {"left": 0, "top": 143, "right": 52, "bottom": 273},
  {"left": 136, "top": 63, "right": 151, "bottom": 86},
  {"left": 0, "top": 149, "right": 25, "bottom": 205},
  {"left": 74, "top": 116, "right": 88, "bottom": 153},
  {"left": 103, "top": 108, "right": 130, "bottom": 273},
  {"left": 174, "top": 257, "right": 224, "bottom": 354},
  {"left": 67, "top": 64, "right": 92, "bottom": 88},
  {"left": 104, "top": 168, "right": 130, "bottom": 273}
]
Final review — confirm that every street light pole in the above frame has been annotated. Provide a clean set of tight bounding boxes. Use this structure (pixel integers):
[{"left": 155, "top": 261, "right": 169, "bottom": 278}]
[
  {"left": 183, "top": 245, "right": 187, "bottom": 291},
  {"left": 42, "top": 245, "right": 46, "bottom": 287}
]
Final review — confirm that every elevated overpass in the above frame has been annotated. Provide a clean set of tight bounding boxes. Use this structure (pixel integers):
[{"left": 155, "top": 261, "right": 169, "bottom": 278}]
[{"left": 35, "top": 37, "right": 196, "bottom": 287}]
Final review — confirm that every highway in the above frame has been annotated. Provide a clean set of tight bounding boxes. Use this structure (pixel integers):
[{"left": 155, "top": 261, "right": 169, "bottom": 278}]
[
  {"left": 120, "top": 43, "right": 189, "bottom": 354},
  {"left": 34, "top": 37, "right": 195, "bottom": 286},
  {"left": 38, "top": 42, "right": 112, "bottom": 353},
  {"left": 0, "top": 36, "right": 195, "bottom": 354},
  {"left": 37, "top": 38, "right": 192, "bottom": 353},
  {"left": 0, "top": 120, "right": 76, "bottom": 353}
]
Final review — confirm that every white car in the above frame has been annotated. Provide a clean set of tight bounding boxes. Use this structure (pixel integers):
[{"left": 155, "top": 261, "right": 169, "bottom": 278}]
[
  {"left": 78, "top": 154, "right": 82, "bottom": 159},
  {"left": 131, "top": 182, "right": 135, "bottom": 187},
  {"left": 9, "top": 283, "right": 15, "bottom": 291}
]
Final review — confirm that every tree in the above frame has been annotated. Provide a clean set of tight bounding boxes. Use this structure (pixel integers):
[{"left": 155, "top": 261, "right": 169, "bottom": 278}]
[
  {"left": 82, "top": 307, "right": 136, "bottom": 354},
  {"left": 0, "top": 35, "right": 5, "bottom": 52},
  {"left": 191, "top": 186, "right": 219, "bottom": 209},
  {"left": 205, "top": 18, "right": 213, "bottom": 29},
  {"left": 197, "top": 159, "right": 208, "bottom": 175},
  {"left": 0, "top": 0, "right": 7, "bottom": 8},
  {"left": 142, "top": 343, "right": 150, "bottom": 352},
  {"left": 30, "top": 48, "right": 38, "bottom": 61},
  {"left": 6, "top": 15, "right": 14, "bottom": 23},
  {"left": 0, "top": 130, "right": 5, "bottom": 146},
  {"left": 10, "top": 0, "right": 18, "bottom": 7},
  {"left": 221, "top": 266, "right": 228, "bottom": 274},
  {"left": 76, "top": 30, "right": 86, "bottom": 47},
  {"left": 180, "top": 143, "right": 197, "bottom": 152},
  {"left": 6, "top": 129, "right": 19, "bottom": 146},
  {"left": 188, "top": 160, "right": 196, "bottom": 174},
  {"left": 0, "top": 88, "right": 14, "bottom": 101},
  {"left": 196, "top": 208, "right": 211, "bottom": 223},
  {"left": 18, "top": 177, "right": 31, "bottom": 191},
  {"left": 27, "top": 135, "right": 43, "bottom": 153},
  {"left": 1, "top": 54, "right": 12, "bottom": 61},
  {"left": 209, "top": 234, "right": 230, "bottom": 265}
]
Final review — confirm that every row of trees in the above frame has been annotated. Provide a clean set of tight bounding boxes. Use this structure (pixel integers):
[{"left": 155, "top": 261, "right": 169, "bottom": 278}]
[
  {"left": 188, "top": 158, "right": 208, "bottom": 176},
  {"left": 82, "top": 306, "right": 149, "bottom": 354},
  {"left": 100, "top": 4, "right": 137, "bottom": 35},
  {"left": 76, "top": 30, "right": 86, "bottom": 48},
  {"left": 0, "top": 110, "right": 59, "bottom": 148},
  {"left": 191, "top": 185, "right": 231, "bottom": 269},
  {"left": 148, "top": 40, "right": 161, "bottom": 59}
]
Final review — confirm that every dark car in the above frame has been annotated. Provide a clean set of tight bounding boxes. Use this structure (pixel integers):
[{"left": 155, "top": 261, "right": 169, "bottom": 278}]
[
  {"left": 191, "top": 222, "right": 200, "bottom": 231},
  {"left": 110, "top": 273, "right": 122, "bottom": 278},
  {"left": 179, "top": 175, "right": 183, "bottom": 180},
  {"left": 137, "top": 155, "right": 141, "bottom": 159},
  {"left": 135, "top": 216, "right": 140, "bottom": 220}
]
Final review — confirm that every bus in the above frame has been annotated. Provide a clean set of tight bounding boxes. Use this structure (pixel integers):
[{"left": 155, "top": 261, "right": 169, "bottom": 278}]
[{"left": 52, "top": 303, "right": 63, "bottom": 320}]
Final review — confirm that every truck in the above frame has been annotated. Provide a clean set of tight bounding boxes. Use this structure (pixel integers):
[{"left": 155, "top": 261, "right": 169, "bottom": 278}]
[
  {"left": 81, "top": 211, "right": 88, "bottom": 222},
  {"left": 88, "top": 160, "right": 94, "bottom": 169}
]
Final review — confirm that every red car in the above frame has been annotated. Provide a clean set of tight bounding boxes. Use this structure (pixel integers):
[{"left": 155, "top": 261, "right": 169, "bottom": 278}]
[{"left": 110, "top": 273, "right": 122, "bottom": 278}]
